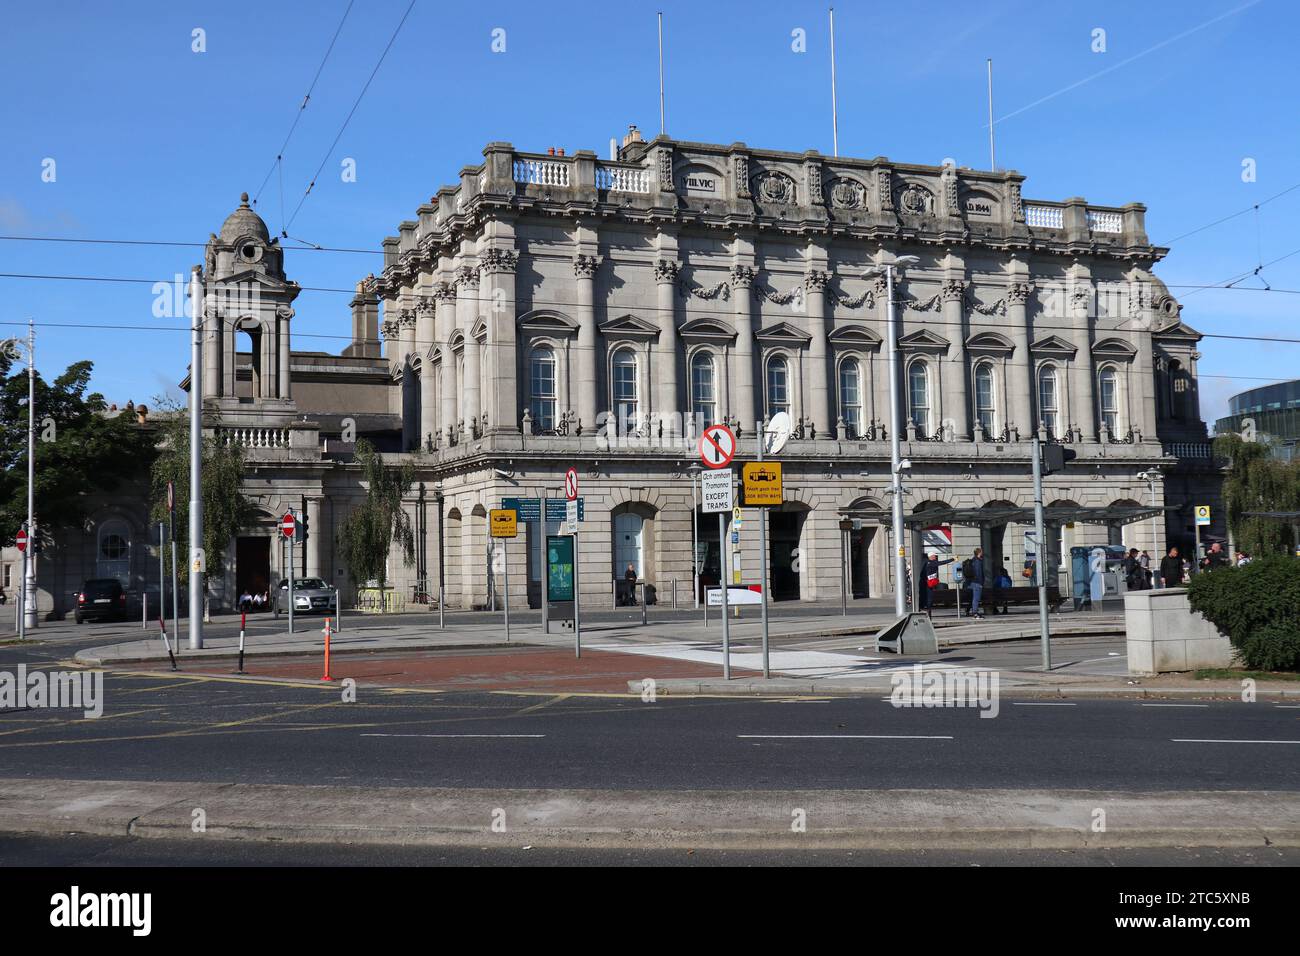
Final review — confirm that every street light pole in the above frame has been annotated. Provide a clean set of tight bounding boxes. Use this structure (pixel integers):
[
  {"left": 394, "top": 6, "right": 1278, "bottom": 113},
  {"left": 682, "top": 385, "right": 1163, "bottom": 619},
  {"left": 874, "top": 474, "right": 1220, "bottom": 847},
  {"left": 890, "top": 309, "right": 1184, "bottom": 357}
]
[
  {"left": 187, "top": 265, "right": 204, "bottom": 649},
  {"left": 24, "top": 318, "right": 37, "bottom": 631},
  {"left": 689, "top": 463, "right": 701, "bottom": 611}
]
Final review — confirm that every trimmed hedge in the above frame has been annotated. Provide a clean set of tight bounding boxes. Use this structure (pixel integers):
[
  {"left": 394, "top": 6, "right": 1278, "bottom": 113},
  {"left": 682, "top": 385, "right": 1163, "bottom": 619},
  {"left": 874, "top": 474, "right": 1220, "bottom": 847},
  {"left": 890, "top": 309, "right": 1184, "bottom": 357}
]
[{"left": 1186, "top": 556, "right": 1300, "bottom": 671}]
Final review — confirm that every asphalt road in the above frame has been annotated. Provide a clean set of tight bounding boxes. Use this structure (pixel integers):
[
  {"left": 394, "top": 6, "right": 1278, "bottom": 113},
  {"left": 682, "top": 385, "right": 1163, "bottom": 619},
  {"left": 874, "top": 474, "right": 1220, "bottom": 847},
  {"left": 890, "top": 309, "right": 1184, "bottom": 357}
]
[
  {"left": 2, "top": 832, "right": 1295, "bottom": 867},
  {"left": 1, "top": 669, "right": 1296, "bottom": 792}
]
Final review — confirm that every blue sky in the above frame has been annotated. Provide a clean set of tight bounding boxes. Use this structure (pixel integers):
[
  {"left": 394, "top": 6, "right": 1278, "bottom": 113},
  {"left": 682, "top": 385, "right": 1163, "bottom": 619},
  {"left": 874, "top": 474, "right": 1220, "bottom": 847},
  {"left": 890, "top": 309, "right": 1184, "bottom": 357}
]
[{"left": 1, "top": 0, "right": 1294, "bottom": 423}]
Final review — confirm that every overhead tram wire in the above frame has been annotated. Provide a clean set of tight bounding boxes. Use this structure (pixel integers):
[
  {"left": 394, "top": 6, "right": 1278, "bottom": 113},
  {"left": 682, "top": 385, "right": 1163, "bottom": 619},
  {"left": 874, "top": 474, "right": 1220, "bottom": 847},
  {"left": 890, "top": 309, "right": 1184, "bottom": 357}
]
[
  {"left": 251, "top": 0, "right": 357, "bottom": 211},
  {"left": 284, "top": 0, "right": 417, "bottom": 233}
]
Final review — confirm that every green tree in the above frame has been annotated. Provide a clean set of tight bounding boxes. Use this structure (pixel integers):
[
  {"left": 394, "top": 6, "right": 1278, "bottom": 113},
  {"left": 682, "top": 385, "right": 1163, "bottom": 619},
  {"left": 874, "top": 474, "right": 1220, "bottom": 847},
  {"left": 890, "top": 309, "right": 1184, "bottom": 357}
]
[
  {"left": 147, "top": 398, "right": 258, "bottom": 591},
  {"left": 336, "top": 438, "right": 415, "bottom": 589},
  {"left": 1213, "top": 432, "right": 1300, "bottom": 557},
  {"left": 0, "top": 350, "right": 157, "bottom": 542}
]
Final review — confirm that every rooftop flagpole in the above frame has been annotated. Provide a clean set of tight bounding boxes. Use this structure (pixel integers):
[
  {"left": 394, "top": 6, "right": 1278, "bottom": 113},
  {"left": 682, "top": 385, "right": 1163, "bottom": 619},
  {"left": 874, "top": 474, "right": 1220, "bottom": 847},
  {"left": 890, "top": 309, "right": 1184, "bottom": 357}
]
[
  {"left": 658, "top": 12, "right": 666, "bottom": 135},
  {"left": 829, "top": 7, "right": 840, "bottom": 156},
  {"left": 987, "top": 58, "right": 996, "bottom": 170}
]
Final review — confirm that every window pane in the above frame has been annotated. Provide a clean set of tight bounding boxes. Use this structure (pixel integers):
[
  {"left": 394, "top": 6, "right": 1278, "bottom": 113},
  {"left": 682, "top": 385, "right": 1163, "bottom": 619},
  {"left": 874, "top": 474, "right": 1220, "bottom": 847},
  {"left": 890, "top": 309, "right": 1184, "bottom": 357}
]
[
  {"left": 613, "top": 349, "right": 637, "bottom": 428},
  {"left": 839, "top": 359, "right": 861, "bottom": 437},
  {"left": 1038, "top": 366, "right": 1058, "bottom": 436},
  {"left": 691, "top": 353, "right": 715, "bottom": 424},
  {"left": 975, "top": 364, "right": 995, "bottom": 431},
  {"left": 530, "top": 348, "right": 556, "bottom": 431},
  {"left": 767, "top": 357, "right": 790, "bottom": 415},
  {"left": 908, "top": 362, "right": 928, "bottom": 430},
  {"left": 1100, "top": 369, "right": 1118, "bottom": 433}
]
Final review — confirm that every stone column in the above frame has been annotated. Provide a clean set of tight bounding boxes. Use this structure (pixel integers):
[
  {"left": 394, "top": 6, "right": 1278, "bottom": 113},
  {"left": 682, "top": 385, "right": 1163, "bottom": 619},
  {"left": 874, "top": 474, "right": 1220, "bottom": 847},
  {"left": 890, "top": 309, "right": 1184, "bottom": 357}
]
[
  {"left": 202, "top": 295, "right": 221, "bottom": 399},
  {"left": 574, "top": 254, "right": 600, "bottom": 433},
  {"left": 480, "top": 248, "right": 519, "bottom": 435},
  {"left": 805, "top": 269, "right": 832, "bottom": 435},
  {"left": 1006, "top": 281, "right": 1033, "bottom": 437},
  {"left": 653, "top": 258, "right": 679, "bottom": 421},
  {"left": 1070, "top": 280, "right": 1097, "bottom": 440},
  {"left": 306, "top": 496, "right": 322, "bottom": 577},
  {"left": 1134, "top": 274, "right": 1158, "bottom": 441},
  {"left": 416, "top": 296, "right": 437, "bottom": 447},
  {"left": 939, "top": 279, "right": 967, "bottom": 439},
  {"left": 277, "top": 304, "right": 293, "bottom": 400},
  {"left": 729, "top": 264, "right": 756, "bottom": 432},
  {"left": 455, "top": 265, "right": 481, "bottom": 436},
  {"left": 434, "top": 282, "right": 457, "bottom": 443}
]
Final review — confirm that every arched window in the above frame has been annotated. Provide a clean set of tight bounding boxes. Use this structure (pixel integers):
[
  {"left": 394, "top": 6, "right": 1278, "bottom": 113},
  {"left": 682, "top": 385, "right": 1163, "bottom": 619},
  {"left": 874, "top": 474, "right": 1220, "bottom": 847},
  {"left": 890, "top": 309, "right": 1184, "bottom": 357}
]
[
  {"left": 612, "top": 347, "right": 638, "bottom": 431},
  {"left": 1099, "top": 366, "right": 1119, "bottom": 434},
  {"left": 690, "top": 351, "right": 716, "bottom": 424},
  {"left": 974, "top": 362, "right": 996, "bottom": 433},
  {"left": 1037, "top": 365, "right": 1059, "bottom": 438},
  {"left": 907, "top": 360, "right": 930, "bottom": 433},
  {"left": 529, "top": 346, "right": 556, "bottom": 432},
  {"left": 839, "top": 358, "right": 862, "bottom": 438},
  {"left": 766, "top": 355, "right": 791, "bottom": 418}
]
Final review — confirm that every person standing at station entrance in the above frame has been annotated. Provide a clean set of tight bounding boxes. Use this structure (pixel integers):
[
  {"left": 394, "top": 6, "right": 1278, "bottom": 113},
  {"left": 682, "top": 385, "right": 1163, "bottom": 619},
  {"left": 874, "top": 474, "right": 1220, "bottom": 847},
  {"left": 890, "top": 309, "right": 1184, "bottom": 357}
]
[
  {"left": 962, "top": 548, "right": 986, "bottom": 619},
  {"left": 919, "top": 553, "right": 954, "bottom": 616}
]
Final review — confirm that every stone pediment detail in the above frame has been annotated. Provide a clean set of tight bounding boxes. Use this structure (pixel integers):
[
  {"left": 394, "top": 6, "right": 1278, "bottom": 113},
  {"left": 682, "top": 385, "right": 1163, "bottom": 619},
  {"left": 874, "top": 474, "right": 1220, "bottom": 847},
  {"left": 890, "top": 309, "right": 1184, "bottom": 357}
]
[
  {"left": 965, "top": 331, "right": 1015, "bottom": 354},
  {"left": 517, "top": 308, "right": 579, "bottom": 334},
  {"left": 828, "top": 323, "right": 882, "bottom": 348},
  {"left": 1152, "top": 319, "right": 1202, "bottom": 341},
  {"left": 755, "top": 320, "right": 813, "bottom": 345},
  {"left": 897, "top": 328, "right": 950, "bottom": 351},
  {"left": 598, "top": 314, "right": 660, "bottom": 337},
  {"left": 1092, "top": 336, "right": 1138, "bottom": 358},
  {"left": 679, "top": 317, "right": 736, "bottom": 340},
  {"left": 1030, "top": 334, "right": 1077, "bottom": 357}
]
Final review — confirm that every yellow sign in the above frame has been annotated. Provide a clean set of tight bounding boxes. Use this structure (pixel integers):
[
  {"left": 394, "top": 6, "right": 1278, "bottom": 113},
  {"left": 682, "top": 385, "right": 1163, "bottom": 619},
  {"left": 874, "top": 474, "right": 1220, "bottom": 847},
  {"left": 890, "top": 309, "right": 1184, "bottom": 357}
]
[
  {"left": 742, "top": 462, "right": 783, "bottom": 506},
  {"left": 489, "top": 509, "right": 518, "bottom": 538},
  {"left": 1195, "top": 505, "right": 1211, "bottom": 526}
]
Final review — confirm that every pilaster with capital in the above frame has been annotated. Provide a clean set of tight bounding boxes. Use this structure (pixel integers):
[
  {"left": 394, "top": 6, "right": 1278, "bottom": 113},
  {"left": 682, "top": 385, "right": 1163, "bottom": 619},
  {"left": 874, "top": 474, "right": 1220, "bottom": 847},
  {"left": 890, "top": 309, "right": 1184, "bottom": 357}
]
[
  {"left": 433, "top": 281, "right": 458, "bottom": 443},
  {"left": 653, "top": 257, "right": 680, "bottom": 420},
  {"left": 1069, "top": 277, "right": 1098, "bottom": 441},
  {"left": 730, "top": 264, "right": 756, "bottom": 431},
  {"left": 480, "top": 247, "right": 519, "bottom": 435},
  {"left": 574, "top": 253, "right": 601, "bottom": 432},
  {"left": 939, "top": 277, "right": 968, "bottom": 439},
  {"left": 1006, "top": 280, "right": 1033, "bottom": 437},
  {"left": 454, "top": 265, "right": 482, "bottom": 432},
  {"left": 805, "top": 268, "right": 832, "bottom": 434}
]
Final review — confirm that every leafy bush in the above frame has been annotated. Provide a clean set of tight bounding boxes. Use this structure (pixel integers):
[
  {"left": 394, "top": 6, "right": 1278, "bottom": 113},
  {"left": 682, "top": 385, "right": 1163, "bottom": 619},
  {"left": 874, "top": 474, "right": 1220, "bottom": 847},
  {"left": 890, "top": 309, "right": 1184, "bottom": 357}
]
[{"left": 1186, "top": 556, "right": 1300, "bottom": 671}]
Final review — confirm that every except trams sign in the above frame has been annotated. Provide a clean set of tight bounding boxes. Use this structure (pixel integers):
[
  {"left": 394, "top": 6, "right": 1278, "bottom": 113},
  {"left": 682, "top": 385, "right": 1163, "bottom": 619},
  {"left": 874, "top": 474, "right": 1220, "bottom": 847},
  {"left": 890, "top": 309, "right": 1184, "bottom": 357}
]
[{"left": 701, "top": 469, "right": 734, "bottom": 513}]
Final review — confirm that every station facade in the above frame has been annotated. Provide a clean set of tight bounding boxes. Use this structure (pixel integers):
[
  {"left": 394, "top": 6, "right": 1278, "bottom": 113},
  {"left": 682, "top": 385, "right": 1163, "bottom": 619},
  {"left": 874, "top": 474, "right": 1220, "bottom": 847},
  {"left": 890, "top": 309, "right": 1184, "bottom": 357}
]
[{"left": 12, "top": 130, "right": 1224, "bottom": 618}]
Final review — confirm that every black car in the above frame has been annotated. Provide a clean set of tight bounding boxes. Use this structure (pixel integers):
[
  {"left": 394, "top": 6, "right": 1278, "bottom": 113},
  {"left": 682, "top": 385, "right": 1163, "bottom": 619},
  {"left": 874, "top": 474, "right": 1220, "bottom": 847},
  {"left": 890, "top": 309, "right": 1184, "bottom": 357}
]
[{"left": 75, "top": 578, "right": 128, "bottom": 624}]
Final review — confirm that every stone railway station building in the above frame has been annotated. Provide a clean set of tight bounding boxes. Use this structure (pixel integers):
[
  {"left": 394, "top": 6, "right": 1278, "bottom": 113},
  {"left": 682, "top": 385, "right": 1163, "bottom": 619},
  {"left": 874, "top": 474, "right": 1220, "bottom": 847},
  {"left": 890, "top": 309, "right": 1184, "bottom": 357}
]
[{"left": 13, "top": 130, "right": 1222, "bottom": 618}]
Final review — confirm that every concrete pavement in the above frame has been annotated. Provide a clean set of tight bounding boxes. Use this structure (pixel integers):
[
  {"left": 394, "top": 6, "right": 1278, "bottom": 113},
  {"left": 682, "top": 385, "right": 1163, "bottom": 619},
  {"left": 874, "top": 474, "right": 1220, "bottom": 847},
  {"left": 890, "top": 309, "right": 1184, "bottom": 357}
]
[{"left": 2, "top": 777, "right": 1296, "bottom": 849}]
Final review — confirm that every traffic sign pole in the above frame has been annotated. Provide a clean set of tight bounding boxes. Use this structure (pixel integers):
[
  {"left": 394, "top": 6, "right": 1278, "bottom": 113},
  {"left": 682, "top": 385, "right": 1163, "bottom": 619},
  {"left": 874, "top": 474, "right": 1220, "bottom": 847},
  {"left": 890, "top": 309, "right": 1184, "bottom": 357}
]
[
  {"left": 720, "top": 510, "right": 730, "bottom": 679},
  {"left": 756, "top": 420, "right": 770, "bottom": 679},
  {"left": 540, "top": 493, "right": 548, "bottom": 636}
]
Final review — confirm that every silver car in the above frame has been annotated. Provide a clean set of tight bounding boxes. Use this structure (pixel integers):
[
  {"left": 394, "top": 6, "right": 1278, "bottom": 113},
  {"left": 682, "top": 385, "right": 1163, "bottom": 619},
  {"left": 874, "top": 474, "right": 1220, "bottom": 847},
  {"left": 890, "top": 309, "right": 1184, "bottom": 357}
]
[{"left": 272, "top": 577, "right": 337, "bottom": 616}]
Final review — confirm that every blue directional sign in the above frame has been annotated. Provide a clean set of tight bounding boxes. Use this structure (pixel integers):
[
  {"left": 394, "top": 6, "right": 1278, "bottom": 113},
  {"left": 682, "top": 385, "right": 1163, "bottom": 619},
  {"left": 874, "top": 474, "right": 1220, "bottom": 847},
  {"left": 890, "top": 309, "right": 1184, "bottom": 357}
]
[{"left": 502, "top": 497, "right": 584, "bottom": 522}]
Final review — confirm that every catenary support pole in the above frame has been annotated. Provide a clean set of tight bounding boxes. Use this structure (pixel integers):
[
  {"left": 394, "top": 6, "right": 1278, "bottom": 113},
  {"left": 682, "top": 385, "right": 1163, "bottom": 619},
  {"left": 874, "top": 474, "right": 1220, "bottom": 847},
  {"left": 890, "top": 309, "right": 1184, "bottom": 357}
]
[
  {"left": 757, "top": 419, "right": 771, "bottom": 679},
  {"left": 886, "top": 266, "right": 907, "bottom": 617},
  {"left": 187, "top": 266, "right": 204, "bottom": 649},
  {"left": 24, "top": 319, "right": 37, "bottom": 632}
]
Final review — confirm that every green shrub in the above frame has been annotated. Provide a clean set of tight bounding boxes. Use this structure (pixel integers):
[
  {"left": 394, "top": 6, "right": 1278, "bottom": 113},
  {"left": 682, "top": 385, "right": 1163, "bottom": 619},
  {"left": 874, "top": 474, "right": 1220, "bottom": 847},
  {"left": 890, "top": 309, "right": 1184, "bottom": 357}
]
[{"left": 1186, "top": 556, "right": 1300, "bottom": 671}]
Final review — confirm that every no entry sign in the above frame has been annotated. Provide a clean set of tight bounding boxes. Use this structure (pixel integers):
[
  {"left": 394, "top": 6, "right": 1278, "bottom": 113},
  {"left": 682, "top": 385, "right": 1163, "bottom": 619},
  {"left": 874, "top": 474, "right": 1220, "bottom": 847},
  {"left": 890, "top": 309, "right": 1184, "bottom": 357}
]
[
  {"left": 699, "top": 423, "right": 737, "bottom": 469},
  {"left": 279, "top": 512, "right": 297, "bottom": 539},
  {"left": 15, "top": 529, "right": 27, "bottom": 553}
]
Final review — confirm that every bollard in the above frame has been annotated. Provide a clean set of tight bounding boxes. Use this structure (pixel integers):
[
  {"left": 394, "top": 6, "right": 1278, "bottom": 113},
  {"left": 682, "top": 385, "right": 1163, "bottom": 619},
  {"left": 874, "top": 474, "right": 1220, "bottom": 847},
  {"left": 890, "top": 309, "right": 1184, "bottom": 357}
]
[
  {"left": 321, "top": 617, "right": 335, "bottom": 682},
  {"left": 157, "top": 614, "right": 177, "bottom": 671},
  {"left": 333, "top": 587, "right": 342, "bottom": 632},
  {"left": 236, "top": 611, "right": 246, "bottom": 674}
]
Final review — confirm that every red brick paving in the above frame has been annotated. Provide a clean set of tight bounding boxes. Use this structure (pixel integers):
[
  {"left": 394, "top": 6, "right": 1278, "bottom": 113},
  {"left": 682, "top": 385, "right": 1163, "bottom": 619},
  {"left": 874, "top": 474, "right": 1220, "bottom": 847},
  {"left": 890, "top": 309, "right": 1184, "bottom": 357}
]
[{"left": 230, "top": 645, "right": 756, "bottom": 693}]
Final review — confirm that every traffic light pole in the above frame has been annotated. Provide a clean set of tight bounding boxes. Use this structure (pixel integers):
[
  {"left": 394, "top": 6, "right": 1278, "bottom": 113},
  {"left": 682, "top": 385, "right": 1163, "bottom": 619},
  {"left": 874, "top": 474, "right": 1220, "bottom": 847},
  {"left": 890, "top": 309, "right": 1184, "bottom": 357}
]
[{"left": 1032, "top": 437, "right": 1051, "bottom": 672}]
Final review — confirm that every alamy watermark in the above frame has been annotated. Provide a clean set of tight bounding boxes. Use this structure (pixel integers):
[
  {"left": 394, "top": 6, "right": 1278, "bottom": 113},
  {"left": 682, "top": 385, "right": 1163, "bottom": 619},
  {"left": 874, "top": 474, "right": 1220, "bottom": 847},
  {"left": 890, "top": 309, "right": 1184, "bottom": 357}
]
[
  {"left": 0, "top": 665, "right": 104, "bottom": 718},
  {"left": 889, "top": 664, "right": 1000, "bottom": 718}
]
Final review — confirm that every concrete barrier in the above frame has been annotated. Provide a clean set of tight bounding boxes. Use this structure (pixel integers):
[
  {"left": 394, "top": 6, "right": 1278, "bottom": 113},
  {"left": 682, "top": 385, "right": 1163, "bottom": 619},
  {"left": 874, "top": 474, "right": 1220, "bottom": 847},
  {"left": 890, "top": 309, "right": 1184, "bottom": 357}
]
[{"left": 1124, "top": 588, "right": 1237, "bottom": 675}]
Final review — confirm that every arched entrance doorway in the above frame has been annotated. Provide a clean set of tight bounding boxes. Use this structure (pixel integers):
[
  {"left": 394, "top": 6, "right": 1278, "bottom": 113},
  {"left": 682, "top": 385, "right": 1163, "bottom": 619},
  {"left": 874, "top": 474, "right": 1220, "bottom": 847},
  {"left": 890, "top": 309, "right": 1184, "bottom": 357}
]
[{"left": 769, "top": 503, "right": 809, "bottom": 601}]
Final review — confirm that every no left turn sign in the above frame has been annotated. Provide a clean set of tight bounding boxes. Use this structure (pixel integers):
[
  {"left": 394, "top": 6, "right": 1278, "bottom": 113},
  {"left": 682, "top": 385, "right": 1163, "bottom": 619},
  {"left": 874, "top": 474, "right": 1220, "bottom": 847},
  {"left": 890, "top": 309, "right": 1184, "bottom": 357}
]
[{"left": 699, "top": 423, "right": 737, "bottom": 469}]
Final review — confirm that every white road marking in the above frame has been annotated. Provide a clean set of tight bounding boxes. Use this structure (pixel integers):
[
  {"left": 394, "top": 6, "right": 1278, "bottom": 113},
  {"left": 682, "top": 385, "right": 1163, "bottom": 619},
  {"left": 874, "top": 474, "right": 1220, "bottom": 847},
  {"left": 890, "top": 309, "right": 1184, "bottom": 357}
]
[
  {"left": 358, "top": 738, "right": 546, "bottom": 743},
  {"left": 1275, "top": 705, "right": 1300, "bottom": 709},
  {"left": 738, "top": 734, "right": 954, "bottom": 740},
  {"left": 1142, "top": 703, "right": 1210, "bottom": 708},
  {"left": 1172, "top": 739, "right": 1300, "bottom": 745},
  {"left": 1012, "top": 702, "right": 1076, "bottom": 706},
  {"left": 589, "top": 640, "right": 966, "bottom": 680}
]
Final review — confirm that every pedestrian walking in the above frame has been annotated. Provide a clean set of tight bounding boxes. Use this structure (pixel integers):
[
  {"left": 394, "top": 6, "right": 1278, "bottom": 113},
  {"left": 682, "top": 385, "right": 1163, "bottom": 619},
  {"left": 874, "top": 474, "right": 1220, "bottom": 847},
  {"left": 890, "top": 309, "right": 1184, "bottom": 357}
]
[{"left": 918, "top": 553, "right": 954, "bottom": 615}]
